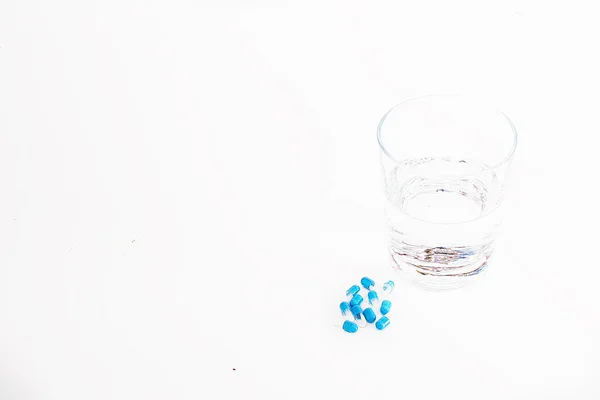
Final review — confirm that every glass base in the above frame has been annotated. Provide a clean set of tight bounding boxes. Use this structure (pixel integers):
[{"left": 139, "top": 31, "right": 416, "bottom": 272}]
[{"left": 390, "top": 250, "right": 490, "bottom": 291}]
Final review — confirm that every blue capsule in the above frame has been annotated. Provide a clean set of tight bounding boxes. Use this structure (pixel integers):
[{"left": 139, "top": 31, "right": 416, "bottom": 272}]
[
  {"left": 346, "top": 284, "right": 360, "bottom": 298},
  {"left": 382, "top": 280, "right": 395, "bottom": 294},
  {"left": 339, "top": 301, "right": 353, "bottom": 319},
  {"left": 363, "top": 307, "right": 376, "bottom": 323},
  {"left": 380, "top": 300, "right": 392, "bottom": 315},
  {"left": 368, "top": 290, "right": 379, "bottom": 306},
  {"left": 351, "top": 305, "right": 367, "bottom": 328},
  {"left": 375, "top": 316, "right": 390, "bottom": 330},
  {"left": 349, "top": 294, "right": 364, "bottom": 307},
  {"left": 361, "top": 276, "right": 375, "bottom": 290},
  {"left": 342, "top": 320, "right": 359, "bottom": 333}
]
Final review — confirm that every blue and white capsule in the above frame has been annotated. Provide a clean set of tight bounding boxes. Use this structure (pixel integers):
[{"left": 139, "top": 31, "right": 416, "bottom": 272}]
[
  {"left": 361, "top": 276, "right": 375, "bottom": 290},
  {"left": 363, "top": 307, "right": 377, "bottom": 323},
  {"left": 380, "top": 300, "right": 392, "bottom": 315},
  {"left": 368, "top": 290, "right": 379, "bottom": 307},
  {"left": 375, "top": 316, "right": 390, "bottom": 330},
  {"left": 346, "top": 284, "right": 360, "bottom": 298},
  {"left": 382, "top": 280, "right": 395, "bottom": 295},
  {"left": 342, "top": 320, "right": 359, "bottom": 333},
  {"left": 351, "top": 305, "right": 367, "bottom": 328},
  {"left": 340, "top": 301, "right": 354, "bottom": 318},
  {"left": 349, "top": 294, "right": 364, "bottom": 307}
]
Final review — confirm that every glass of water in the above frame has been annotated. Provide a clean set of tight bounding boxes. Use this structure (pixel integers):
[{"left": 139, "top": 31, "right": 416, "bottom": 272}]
[{"left": 377, "top": 95, "right": 517, "bottom": 290}]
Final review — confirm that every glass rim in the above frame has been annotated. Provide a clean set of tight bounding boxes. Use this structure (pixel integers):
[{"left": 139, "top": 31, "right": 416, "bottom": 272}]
[{"left": 377, "top": 94, "right": 518, "bottom": 173}]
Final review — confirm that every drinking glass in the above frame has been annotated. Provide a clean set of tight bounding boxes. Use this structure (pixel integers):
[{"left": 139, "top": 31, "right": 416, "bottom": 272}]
[{"left": 377, "top": 95, "right": 517, "bottom": 290}]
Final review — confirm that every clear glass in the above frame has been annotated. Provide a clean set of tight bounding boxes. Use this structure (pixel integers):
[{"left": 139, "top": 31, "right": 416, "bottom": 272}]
[{"left": 377, "top": 95, "right": 517, "bottom": 290}]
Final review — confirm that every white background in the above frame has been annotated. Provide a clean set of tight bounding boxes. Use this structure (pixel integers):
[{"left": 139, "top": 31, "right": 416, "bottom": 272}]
[{"left": 1, "top": 1, "right": 599, "bottom": 399}]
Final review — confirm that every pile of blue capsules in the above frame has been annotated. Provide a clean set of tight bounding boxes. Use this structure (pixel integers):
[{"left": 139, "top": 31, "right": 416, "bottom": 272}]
[{"left": 338, "top": 277, "right": 395, "bottom": 333}]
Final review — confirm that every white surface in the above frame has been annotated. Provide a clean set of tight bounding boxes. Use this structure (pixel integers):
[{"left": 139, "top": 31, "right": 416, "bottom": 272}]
[{"left": 1, "top": 1, "right": 599, "bottom": 399}]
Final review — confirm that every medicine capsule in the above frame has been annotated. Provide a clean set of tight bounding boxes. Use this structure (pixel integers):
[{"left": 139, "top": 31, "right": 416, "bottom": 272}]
[
  {"left": 380, "top": 300, "right": 392, "bottom": 315},
  {"left": 382, "top": 280, "right": 395, "bottom": 295},
  {"left": 363, "top": 307, "right": 376, "bottom": 323},
  {"left": 361, "top": 276, "right": 375, "bottom": 290},
  {"left": 342, "top": 320, "right": 359, "bottom": 333},
  {"left": 339, "top": 301, "right": 353, "bottom": 318},
  {"left": 346, "top": 285, "right": 360, "bottom": 298},
  {"left": 375, "top": 316, "right": 390, "bottom": 330},
  {"left": 351, "top": 305, "right": 367, "bottom": 328},
  {"left": 368, "top": 290, "right": 379, "bottom": 307},
  {"left": 349, "top": 294, "right": 364, "bottom": 307}
]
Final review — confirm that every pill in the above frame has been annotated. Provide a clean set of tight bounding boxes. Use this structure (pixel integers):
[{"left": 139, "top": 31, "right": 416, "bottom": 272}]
[
  {"left": 380, "top": 300, "right": 392, "bottom": 315},
  {"left": 375, "top": 316, "right": 390, "bottom": 330},
  {"left": 351, "top": 305, "right": 367, "bottom": 328},
  {"left": 346, "top": 285, "right": 360, "bottom": 298},
  {"left": 339, "top": 301, "right": 353, "bottom": 318},
  {"left": 361, "top": 276, "right": 375, "bottom": 290},
  {"left": 349, "top": 294, "right": 364, "bottom": 307},
  {"left": 363, "top": 307, "right": 376, "bottom": 323},
  {"left": 342, "top": 320, "right": 359, "bottom": 333},
  {"left": 382, "top": 280, "right": 395, "bottom": 295},
  {"left": 368, "top": 290, "right": 379, "bottom": 307}
]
